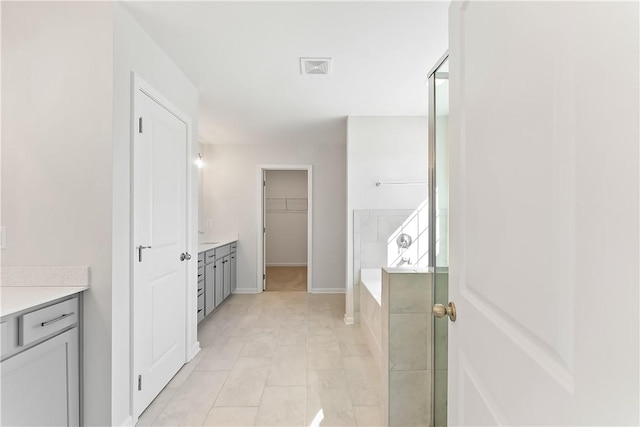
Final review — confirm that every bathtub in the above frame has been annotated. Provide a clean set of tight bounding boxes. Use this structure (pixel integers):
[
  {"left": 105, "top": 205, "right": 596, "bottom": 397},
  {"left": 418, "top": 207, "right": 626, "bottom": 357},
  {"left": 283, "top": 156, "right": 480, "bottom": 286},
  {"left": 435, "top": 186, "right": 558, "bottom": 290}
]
[{"left": 359, "top": 268, "right": 382, "bottom": 371}]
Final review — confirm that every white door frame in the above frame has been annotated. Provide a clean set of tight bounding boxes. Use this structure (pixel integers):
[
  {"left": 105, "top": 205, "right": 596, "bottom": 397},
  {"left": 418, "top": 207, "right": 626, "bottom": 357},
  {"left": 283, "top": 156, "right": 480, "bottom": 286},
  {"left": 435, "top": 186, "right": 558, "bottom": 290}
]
[
  {"left": 257, "top": 165, "right": 313, "bottom": 293},
  {"left": 130, "top": 73, "right": 198, "bottom": 423}
]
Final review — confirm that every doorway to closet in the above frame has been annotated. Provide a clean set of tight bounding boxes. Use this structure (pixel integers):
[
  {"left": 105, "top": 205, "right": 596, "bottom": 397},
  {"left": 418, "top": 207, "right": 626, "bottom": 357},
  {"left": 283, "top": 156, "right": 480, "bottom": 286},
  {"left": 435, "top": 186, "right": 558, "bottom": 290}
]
[{"left": 258, "top": 166, "right": 312, "bottom": 292}]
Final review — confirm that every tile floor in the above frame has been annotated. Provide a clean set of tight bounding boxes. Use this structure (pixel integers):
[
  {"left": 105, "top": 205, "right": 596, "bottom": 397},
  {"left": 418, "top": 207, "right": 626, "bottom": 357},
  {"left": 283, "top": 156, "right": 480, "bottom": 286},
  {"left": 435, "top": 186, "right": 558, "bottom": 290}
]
[{"left": 136, "top": 292, "right": 384, "bottom": 427}]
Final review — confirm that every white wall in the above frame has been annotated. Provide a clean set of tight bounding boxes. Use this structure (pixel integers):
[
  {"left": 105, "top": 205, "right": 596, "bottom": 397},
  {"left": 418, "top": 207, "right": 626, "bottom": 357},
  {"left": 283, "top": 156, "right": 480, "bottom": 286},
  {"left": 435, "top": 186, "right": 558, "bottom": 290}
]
[
  {"left": 265, "top": 170, "right": 308, "bottom": 266},
  {"left": 2, "top": 3, "right": 199, "bottom": 425},
  {"left": 346, "top": 116, "right": 428, "bottom": 322},
  {"left": 113, "top": 4, "right": 199, "bottom": 425},
  {"left": 201, "top": 140, "right": 346, "bottom": 293},
  {"left": 1, "top": 3, "right": 114, "bottom": 424}
]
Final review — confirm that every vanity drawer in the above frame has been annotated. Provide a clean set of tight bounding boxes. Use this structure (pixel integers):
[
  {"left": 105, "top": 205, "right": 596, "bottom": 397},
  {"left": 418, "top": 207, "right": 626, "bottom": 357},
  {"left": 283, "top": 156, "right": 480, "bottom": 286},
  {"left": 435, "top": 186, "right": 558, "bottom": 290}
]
[
  {"left": 205, "top": 249, "right": 216, "bottom": 264},
  {"left": 19, "top": 297, "right": 77, "bottom": 346},
  {"left": 198, "top": 266, "right": 205, "bottom": 282},
  {"left": 215, "top": 244, "right": 230, "bottom": 259},
  {"left": 197, "top": 294, "right": 205, "bottom": 323},
  {"left": 197, "top": 280, "right": 204, "bottom": 296}
]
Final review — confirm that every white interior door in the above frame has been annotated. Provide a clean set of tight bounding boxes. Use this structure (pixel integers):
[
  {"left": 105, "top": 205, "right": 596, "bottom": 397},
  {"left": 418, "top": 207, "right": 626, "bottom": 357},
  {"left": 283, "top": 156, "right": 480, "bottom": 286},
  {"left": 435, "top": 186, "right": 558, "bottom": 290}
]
[
  {"left": 262, "top": 169, "right": 267, "bottom": 291},
  {"left": 133, "top": 89, "right": 188, "bottom": 417},
  {"left": 448, "top": 1, "right": 638, "bottom": 425}
]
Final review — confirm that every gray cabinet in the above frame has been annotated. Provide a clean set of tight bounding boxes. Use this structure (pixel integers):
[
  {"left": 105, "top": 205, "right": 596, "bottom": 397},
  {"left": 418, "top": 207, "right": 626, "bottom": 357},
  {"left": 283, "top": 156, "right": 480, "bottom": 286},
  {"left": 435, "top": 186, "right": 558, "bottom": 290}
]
[
  {"left": 1, "top": 296, "right": 80, "bottom": 426},
  {"left": 214, "top": 257, "right": 223, "bottom": 308},
  {"left": 197, "top": 252, "right": 205, "bottom": 322},
  {"left": 230, "top": 244, "right": 237, "bottom": 293},
  {"left": 197, "top": 265, "right": 205, "bottom": 323},
  {"left": 198, "top": 241, "right": 237, "bottom": 322},
  {"left": 204, "top": 261, "right": 215, "bottom": 317},
  {"left": 223, "top": 255, "right": 231, "bottom": 300}
]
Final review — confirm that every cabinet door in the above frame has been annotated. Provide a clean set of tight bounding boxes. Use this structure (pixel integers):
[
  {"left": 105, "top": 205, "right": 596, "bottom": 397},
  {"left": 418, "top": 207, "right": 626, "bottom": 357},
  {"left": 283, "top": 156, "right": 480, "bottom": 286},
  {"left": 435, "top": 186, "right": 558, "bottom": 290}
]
[
  {"left": 215, "top": 258, "right": 224, "bottom": 308},
  {"left": 204, "top": 263, "right": 215, "bottom": 316},
  {"left": 223, "top": 255, "right": 231, "bottom": 300},
  {"left": 1, "top": 328, "right": 79, "bottom": 427},
  {"left": 230, "top": 252, "right": 237, "bottom": 293}
]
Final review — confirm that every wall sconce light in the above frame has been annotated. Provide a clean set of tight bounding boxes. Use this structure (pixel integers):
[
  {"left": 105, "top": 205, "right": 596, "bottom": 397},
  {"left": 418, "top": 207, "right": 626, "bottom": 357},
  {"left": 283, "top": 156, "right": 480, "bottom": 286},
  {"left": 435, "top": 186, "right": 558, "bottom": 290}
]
[{"left": 196, "top": 153, "right": 204, "bottom": 169}]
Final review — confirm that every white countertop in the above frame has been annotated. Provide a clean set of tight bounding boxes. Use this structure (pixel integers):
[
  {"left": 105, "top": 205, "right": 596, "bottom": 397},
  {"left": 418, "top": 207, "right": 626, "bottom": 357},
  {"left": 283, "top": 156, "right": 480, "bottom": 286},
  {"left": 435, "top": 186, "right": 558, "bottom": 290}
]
[
  {"left": 1, "top": 286, "right": 89, "bottom": 317},
  {"left": 198, "top": 237, "right": 238, "bottom": 254}
]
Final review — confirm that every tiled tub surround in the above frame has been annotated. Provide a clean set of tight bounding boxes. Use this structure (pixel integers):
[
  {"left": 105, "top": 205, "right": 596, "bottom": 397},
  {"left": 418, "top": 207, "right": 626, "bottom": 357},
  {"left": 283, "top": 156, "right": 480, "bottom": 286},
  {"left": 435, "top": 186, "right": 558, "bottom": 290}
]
[
  {"left": 359, "top": 269, "right": 383, "bottom": 373},
  {"left": 381, "top": 268, "right": 433, "bottom": 427},
  {"left": 352, "top": 210, "right": 412, "bottom": 323}
]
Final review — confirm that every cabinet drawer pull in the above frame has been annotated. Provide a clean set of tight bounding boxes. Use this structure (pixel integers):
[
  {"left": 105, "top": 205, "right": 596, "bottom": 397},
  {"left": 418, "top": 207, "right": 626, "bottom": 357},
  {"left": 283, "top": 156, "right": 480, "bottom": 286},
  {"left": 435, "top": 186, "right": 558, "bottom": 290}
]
[
  {"left": 197, "top": 309, "right": 203, "bottom": 313},
  {"left": 41, "top": 312, "right": 74, "bottom": 327}
]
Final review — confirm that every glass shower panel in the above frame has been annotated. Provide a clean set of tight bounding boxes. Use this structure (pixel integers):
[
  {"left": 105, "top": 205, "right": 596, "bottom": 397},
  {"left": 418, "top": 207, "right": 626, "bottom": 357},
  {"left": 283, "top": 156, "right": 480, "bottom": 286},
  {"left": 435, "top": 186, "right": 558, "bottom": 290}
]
[{"left": 431, "top": 56, "right": 449, "bottom": 427}]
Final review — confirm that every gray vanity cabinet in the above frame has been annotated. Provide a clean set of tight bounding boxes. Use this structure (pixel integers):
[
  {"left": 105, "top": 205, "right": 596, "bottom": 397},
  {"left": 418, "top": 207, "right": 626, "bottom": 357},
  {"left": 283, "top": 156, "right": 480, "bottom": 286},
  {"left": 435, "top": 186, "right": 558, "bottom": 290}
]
[
  {"left": 215, "top": 257, "right": 224, "bottom": 308},
  {"left": 223, "top": 255, "right": 231, "bottom": 300},
  {"left": 198, "top": 241, "right": 237, "bottom": 322},
  {"left": 230, "top": 243, "right": 237, "bottom": 293},
  {"left": 197, "top": 252, "right": 205, "bottom": 322},
  {"left": 204, "top": 248, "right": 216, "bottom": 317},
  {"left": 1, "top": 296, "right": 80, "bottom": 427}
]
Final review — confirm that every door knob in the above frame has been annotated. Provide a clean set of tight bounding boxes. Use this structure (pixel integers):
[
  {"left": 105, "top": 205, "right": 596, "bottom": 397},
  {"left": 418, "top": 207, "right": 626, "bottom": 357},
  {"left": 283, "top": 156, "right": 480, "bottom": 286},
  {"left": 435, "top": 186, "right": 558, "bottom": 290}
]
[
  {"left": 432, "top": 302, "right": 457, "bottom": 322},
  {"left": 180, "top": 252, "right": 192, "bottom": 261}
]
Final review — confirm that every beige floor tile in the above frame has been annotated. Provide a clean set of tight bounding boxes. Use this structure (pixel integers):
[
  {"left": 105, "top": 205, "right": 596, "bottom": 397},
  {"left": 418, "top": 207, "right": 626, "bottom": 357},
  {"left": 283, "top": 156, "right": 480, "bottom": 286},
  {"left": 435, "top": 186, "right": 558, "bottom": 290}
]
[
  {"left": 307, "top": 346, "right": 343, "bottom": 370},
  {"left": 203, "top": 406, "right": 259, "bottom": 426},
  {"left": 277, "top": 326, "right": 307, "bottom": 346},
  {"left": 306, "top": 370, "right": 356, "bottom": 426},
  {"left": 255, "top": 386, "right": 306, "bottom": 426},
  {"left": 353, "top": 405, "right": 384, "bottom": 427},
  {"left": 339, "top": 340, "right": 372, "bottom": 357},
  {"left": 267, "top": 346, "right": 307, "bottom": 386},
  {"left": 140, "top": 293, "right": 389, "bottom": 427},
  {"left": 241, "top": 331, "right": 278, "bottom": 358},
  {"left": 214, "top": 357, "right": 271, "bottom": 407},
  {"left": 154, "top": 370, "right": 228, "bottom": 426},
  {"left": 166, "top": 348, "right": 209, "bottom": 389},
  {"left": 343, "top": 357, "right": 382, "bottom": 406},
  {"left": 135, "top": 387, "right": 177, "bottom": 426},
  {"left": 196, "top": 342, "right": 245, "bottom": 371}
]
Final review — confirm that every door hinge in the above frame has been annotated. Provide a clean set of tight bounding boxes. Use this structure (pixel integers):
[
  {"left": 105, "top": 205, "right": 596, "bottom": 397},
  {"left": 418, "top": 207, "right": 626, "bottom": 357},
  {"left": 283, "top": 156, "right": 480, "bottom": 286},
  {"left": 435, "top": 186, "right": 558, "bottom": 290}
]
[
  {"left": 263, "top": 274, "right": 266, "bottom": 280},
  {"left": 263, "top": 180, "right": 266, "bottom": 187},
  {"left": 138, "top": 374, "right": 142, "bottom": 391},
  {"left": 263, "top": 227, "right": 266, "bottom": 233},
  {"left": 138, "top": 117, "right": 143, "bottom": 133}
]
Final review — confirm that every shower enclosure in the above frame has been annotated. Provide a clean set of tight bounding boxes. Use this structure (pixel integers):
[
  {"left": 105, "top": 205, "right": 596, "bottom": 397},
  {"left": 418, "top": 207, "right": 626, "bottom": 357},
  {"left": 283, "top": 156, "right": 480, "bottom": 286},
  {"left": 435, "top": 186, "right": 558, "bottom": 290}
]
[{"left": 428, "top": 52, "right": 449, "bottom": 427}]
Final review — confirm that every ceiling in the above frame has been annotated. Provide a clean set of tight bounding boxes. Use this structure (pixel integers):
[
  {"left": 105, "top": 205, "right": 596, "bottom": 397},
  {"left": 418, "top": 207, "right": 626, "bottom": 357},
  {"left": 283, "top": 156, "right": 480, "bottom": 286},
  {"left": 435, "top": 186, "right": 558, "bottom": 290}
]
[{"left": 123, "top": 1, "right": 449, "bottom": 145}]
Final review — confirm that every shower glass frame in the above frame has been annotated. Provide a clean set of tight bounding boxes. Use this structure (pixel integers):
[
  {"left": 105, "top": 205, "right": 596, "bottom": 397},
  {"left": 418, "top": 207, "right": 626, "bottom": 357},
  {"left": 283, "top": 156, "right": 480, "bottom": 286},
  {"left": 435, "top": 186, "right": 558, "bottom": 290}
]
[{"left": 428, "top": 50, "right": 449, "bottom": 427}]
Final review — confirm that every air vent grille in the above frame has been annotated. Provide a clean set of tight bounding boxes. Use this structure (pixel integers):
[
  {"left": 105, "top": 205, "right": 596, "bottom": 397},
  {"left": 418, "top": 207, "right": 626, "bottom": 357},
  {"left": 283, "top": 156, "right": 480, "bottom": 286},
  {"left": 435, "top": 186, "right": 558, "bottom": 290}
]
[{"left": 300, "top": 57, "right": 332, "bottom": 75}]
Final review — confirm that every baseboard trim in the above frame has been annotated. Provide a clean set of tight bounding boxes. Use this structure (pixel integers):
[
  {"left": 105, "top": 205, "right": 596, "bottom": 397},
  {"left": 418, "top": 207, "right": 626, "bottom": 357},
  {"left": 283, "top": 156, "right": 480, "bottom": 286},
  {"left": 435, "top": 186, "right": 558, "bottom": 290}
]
[
  {"left": 119, "top": 415, "right": 134, "bottom": 427},
  {"left": 344, "top": 314, "right": 355, "bottom": 325},
  {"left": 311, "top": 288, "right": 345, "bottom": 294},
  {"left": 232, "top": 289, "right": 260, "bottom": 294},
  {"left": 266, "top": 263, "right": 308, "bottom": 267},
  {"left": 187, "top": 342, "right": 200, "bottom": 362}
]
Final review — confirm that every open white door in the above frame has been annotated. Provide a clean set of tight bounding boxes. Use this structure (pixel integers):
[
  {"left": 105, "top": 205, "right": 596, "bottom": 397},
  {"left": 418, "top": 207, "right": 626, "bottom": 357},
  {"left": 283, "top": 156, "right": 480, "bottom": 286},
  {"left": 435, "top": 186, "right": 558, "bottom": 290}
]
[
  {"left": 133, "top": 87, "right": 188, "bottom": 417},
  {"left": 448, "top": 1, "right": 638, "bottom": 425},
  {"left": 262, "top": 169, "right": 267, "bottom": 291}
]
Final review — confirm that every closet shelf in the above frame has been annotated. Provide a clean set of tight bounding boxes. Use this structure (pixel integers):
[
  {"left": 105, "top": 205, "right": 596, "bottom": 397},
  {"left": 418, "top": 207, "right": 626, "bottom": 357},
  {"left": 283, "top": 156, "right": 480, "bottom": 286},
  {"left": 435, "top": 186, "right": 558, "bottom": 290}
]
[{"left": 266, "top": 197, "right": 308, "bottom": 213}]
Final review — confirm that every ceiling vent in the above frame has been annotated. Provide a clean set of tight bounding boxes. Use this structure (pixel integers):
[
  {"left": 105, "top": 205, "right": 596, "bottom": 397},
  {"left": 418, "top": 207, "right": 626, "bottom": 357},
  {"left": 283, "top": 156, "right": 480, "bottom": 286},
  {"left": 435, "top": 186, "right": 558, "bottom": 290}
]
[{"left": 300, "top": 57, "right": 332, "bottom": 75}]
